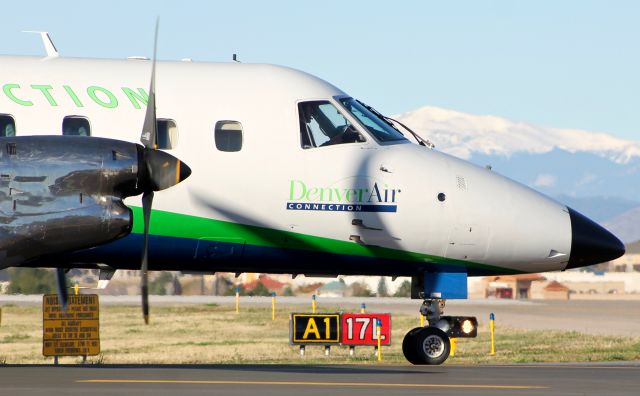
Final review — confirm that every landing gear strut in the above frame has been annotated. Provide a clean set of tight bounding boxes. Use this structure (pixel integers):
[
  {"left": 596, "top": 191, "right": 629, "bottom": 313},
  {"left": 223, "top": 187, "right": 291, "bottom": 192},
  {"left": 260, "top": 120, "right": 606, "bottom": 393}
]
[
  {"left": 403, "top": 298, "right": 451, "bottom": 365},
  {"left": 402, "top": 297, "right": 477, "bottom": 365},
  {"left": 403, "top": 273, "right": 478, "bottom": 365}
]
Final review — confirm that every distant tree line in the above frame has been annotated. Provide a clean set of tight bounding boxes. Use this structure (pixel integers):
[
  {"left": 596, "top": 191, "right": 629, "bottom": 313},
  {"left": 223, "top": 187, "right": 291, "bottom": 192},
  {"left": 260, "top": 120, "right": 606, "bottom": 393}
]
[
  {"left": 6, "top": 268, "right": 57, "bottom": 294},
  {"left": 1, "top": 269, "right": 413, "bottom": 298}
]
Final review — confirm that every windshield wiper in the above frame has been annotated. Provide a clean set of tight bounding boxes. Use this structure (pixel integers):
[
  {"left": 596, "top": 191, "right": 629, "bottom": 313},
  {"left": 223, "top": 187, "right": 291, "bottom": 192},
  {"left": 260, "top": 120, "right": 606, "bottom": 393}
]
[{"left": 356, "top": 100, "right": 435, "bottom": 149}]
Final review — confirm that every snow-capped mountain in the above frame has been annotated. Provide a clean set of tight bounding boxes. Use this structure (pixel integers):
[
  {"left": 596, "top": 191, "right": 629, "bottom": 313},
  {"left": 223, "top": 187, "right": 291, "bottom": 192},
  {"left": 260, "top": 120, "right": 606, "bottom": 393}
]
[
  {"left": 394, "top": 106, "right": 640, "bottom": 201},
  {"left": 395, "top": 106, "right": 640, "bottom": 164}
]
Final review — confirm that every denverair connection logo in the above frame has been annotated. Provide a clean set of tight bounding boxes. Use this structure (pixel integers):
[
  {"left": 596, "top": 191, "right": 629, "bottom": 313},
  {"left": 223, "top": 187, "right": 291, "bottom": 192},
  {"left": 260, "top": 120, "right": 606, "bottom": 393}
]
[{"left": 286, "top": 180, "right": 400, "bottom": 213}]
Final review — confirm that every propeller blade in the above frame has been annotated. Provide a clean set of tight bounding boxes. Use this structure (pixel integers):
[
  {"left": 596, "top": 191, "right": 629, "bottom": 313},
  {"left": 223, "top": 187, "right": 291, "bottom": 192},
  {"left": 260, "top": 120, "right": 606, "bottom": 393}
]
[
  {"left": 141, "top": 190, "right": 154, "bottom": 324},
  {"left": 140, "top": 18, "right": 159, "bottom": 149},
  {"left": 136, "top": 18, "right": 190, "bottom": 325},
  {"left": 55, "top": 267, "right": 68, "bottom": 310}
]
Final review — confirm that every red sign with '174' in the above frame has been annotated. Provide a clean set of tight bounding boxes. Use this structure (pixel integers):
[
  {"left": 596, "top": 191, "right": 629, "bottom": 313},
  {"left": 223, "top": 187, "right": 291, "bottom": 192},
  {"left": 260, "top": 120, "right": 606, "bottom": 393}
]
[{"left": 341, "top": 313, "right": 391, "bottom": 345}]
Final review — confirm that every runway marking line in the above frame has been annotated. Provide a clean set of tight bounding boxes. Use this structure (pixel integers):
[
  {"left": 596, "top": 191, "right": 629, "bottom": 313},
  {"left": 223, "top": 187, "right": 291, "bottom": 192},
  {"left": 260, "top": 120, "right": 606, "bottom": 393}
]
[
  {"left": 451, "top": 364, "right": 640, "bottom": 370},
  {"left": 78, "top": 379, "right": 547, "bottom": 390}
]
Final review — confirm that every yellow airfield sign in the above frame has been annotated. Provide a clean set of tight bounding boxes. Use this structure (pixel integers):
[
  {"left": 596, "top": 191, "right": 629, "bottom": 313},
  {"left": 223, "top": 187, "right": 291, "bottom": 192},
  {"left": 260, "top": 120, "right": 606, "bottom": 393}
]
[
  {"left": 290, "top": 313, "right": 340, "bottom": 344},
  {"left": 42, "top": 294, "right": 100, "bottom": 357}
]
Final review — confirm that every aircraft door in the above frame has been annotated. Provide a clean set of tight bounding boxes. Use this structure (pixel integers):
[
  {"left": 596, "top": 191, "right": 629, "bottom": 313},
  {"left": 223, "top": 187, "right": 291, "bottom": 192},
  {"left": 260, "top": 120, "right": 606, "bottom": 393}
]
[
  {"left": 288, "top": 100, "right": 408, "bottom": 252},
  {"left": 288, "top": 100, "right": 371, "bottom": 244}
]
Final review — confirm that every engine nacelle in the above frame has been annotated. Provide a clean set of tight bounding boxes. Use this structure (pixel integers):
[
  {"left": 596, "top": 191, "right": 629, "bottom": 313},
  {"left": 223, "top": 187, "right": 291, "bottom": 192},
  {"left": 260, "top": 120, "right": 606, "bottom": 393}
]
[{"left": 0, "top": 136, "right": 143, "bottom": 267}]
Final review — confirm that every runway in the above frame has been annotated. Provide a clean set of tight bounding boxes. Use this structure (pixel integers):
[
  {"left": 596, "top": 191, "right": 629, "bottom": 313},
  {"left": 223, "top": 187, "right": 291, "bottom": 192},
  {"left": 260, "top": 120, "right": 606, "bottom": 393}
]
[{"left": 1, "top": 363, "right": 639, "bottom": 396}]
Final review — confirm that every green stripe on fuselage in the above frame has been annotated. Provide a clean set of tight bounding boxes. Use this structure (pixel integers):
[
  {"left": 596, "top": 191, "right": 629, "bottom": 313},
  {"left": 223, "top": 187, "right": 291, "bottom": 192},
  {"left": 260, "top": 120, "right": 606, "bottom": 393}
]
[{"left": 130, "top": 207, "right": 521, "bottom": 275}]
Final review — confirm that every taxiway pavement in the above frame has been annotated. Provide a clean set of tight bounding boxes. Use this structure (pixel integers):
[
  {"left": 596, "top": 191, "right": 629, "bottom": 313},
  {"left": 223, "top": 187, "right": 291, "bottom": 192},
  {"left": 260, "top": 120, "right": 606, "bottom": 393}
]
[{"left": 1, "top": 362, "right": 639, "bottom": 396}]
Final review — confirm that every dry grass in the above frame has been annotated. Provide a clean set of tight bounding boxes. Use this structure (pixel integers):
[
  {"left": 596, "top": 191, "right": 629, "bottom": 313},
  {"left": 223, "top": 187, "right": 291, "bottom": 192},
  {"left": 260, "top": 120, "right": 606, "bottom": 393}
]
[{"left": 0, "top": 303, "right": 638, "bottom": 365}]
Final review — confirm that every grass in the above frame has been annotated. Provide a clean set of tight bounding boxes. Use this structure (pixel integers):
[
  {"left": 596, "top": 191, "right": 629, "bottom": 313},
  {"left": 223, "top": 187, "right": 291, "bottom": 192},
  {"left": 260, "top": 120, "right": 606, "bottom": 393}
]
[{"left": 0, "top": 303, "right": 638, "bottom": 365}]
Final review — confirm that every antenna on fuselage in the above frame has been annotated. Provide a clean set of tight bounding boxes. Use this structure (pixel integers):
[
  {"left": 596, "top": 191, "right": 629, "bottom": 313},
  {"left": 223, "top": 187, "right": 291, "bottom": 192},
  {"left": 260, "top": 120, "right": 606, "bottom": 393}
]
[
  {"left": 22, "top": 31, "right": 59, "bottom": 58},
  {"left": 232, "top": 53, "right": 241, "bottom": 63}
]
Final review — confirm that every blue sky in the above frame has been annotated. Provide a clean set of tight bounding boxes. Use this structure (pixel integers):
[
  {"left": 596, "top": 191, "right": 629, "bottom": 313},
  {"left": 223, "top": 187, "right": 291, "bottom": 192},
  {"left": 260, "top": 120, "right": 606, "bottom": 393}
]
[{"left": 1, "top": 0, "right": 638, "bottom": 141}]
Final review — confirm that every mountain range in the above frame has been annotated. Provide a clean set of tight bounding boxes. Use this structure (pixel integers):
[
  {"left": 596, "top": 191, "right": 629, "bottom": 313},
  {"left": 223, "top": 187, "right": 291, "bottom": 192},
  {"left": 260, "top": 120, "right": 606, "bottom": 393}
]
[{"left": 394, "top": 106, "right": 640, "bottom": 243}]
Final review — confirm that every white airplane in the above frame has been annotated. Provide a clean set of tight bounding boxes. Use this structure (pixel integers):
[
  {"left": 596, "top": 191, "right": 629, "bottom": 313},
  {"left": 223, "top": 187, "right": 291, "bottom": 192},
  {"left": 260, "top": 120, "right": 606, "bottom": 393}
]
[{"left": 0, "top": 30, "right": 624, "bottom": 364}]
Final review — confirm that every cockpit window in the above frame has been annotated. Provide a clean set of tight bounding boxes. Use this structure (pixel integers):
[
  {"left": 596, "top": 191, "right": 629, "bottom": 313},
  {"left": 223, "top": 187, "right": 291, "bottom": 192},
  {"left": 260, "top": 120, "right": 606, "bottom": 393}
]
[
  {"left": 338, "top": 97, "right": 407, "bottom": 143},
  {"left": 298, "top": 101, "right": 365, "bottom": 149}
]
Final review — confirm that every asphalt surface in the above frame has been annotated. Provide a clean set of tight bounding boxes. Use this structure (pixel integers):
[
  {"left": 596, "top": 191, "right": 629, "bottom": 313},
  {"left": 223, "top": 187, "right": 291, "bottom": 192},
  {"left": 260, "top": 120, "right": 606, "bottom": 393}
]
[{"left": 1, "top": 363, "right": 639, "bottom": 396}]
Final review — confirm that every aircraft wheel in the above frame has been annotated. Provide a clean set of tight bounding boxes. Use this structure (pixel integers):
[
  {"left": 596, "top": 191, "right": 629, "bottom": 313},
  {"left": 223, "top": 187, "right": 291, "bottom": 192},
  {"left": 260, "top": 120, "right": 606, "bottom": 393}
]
[
  {"left": 402, "top": 327, "right": 424, "bottom": 365},
  {"left": 415, "top": 326, "right": 450, "bottom": 365}
]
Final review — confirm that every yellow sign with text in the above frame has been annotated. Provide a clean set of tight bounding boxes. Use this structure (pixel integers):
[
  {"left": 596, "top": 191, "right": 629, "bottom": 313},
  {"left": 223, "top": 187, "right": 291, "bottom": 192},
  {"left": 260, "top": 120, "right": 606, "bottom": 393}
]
[
  {"left": 42, "top": 294, "right": 100, "bottom": 356},
  {"left": 290, "top": 313, "right": 340, "bottom": 344}
]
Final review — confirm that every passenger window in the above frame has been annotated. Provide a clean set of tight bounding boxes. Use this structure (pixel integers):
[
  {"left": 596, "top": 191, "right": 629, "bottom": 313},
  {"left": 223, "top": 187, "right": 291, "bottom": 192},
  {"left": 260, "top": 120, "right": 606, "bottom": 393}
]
[
  {"left": 62, "top": 116, "right": 91, "bottom": 136},
  {"left": 298, "top": 101, "right": 364, "bottom": 149},
  {"left": 0, "top": 114, "right": 16, "bottom": 137},
  {"left": 157, "top": 119, "right": 179, "bottom": 149},
  {"left": 215, "top": 121, "right": 243, "bottom": 152}
]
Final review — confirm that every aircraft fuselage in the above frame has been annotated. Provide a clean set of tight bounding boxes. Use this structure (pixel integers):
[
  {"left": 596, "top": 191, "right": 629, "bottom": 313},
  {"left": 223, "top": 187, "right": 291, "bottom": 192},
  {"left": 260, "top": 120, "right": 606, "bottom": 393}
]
[{"left": 0, "top": 55, "right": 624, "bottom": 277}]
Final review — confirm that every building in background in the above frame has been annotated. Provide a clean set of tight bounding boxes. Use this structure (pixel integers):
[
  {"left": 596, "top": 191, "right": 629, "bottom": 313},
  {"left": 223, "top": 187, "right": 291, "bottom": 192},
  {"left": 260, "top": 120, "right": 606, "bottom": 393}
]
[
  {"left": 531, "top": 281, "right": 570, "bottom": 300},
  {"left": 317, "top": 280, "right": 347, "bottom": 297},
  {"left": 608, "top": 241, "right": 640, "bottom": 272}
]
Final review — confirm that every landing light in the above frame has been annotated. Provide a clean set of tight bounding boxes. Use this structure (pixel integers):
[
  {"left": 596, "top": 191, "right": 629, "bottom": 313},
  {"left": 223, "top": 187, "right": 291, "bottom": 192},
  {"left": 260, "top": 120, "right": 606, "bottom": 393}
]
[
  {"left": 431, "top": 316, "right": 477, "bottom": 338},
  {"left": 461, "top": 319, "right": 475, "bottom": 334}
]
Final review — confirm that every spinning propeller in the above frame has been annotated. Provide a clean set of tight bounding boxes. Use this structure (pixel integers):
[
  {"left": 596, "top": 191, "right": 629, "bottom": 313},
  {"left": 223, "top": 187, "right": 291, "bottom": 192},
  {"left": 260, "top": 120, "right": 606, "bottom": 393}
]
[
  {"left": 54, "top": 19, "right": 192, "bottom": 322},
  {"left": 138, "top": 18, "right": 191, "bottom": 324}
]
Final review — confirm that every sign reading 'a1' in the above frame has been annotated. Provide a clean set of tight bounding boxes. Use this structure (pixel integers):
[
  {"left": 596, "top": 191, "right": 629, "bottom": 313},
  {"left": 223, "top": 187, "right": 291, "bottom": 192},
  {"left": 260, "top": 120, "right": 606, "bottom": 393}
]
[
  {"left": 290, "top": 313, "right": 340, "bottom": 344},
  {"left": 341, "top": 313, "right": 391, "bottom": 346}
]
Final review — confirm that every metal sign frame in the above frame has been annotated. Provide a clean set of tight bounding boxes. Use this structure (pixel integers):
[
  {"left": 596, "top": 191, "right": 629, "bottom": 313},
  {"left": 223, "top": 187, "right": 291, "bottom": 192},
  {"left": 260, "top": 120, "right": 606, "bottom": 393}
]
[{"left": 289, "top": 312, "right": 393, "bottom": 347}]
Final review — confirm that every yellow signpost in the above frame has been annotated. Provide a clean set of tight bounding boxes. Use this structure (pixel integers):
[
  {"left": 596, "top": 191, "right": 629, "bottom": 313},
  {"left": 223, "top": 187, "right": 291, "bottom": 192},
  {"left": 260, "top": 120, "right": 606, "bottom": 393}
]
[
  {"left": 376, "top": 319, "right": 382, "bottom": 362},
  {"left": 489, "top": 312, "right": 496, "bottom": 355},
  {"left": 271, "top": 292, "right": 276, "bottom": 321},
  {"left": 42, "top": 294, "right": 100, "bottom": 358},
  {"left": 235, "top": 287, "right": 240, "bottom": 314}
]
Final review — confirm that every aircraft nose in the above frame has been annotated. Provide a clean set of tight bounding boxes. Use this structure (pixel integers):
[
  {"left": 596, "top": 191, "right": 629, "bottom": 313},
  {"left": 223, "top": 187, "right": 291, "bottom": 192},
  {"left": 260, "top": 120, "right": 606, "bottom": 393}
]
[{"left": 566, "top": 207, "right": 625, "bottom": 269}]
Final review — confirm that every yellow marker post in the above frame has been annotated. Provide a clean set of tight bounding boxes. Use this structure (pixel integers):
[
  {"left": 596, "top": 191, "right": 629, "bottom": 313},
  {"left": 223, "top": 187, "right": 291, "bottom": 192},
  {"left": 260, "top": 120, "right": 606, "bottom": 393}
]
[
  {"left": 376, "top": 319, "right": 382, "bottom": 362},
  {"left": 489, "top": 312, "right": 496, "bottom": 355},
  {"left": 360, "top": 303, "right": 366, "bottom": 314},
  {"left": 450, "top": 338, "right": 457, "bottom": 357},
  {"left": 311, "top": 294, "right": 316, "bottom": 313},
  {"left": 271, "top": 292, "right": 276, "bottom": 321},
  {"left": 235, "top": 287, "right": 240, "bottom": 314},
  {"left": 73, "top": 284, "right": 80, "bottom": 296},
  {"left": 420, "top": 314, "right": 425, "bottom": 327}
]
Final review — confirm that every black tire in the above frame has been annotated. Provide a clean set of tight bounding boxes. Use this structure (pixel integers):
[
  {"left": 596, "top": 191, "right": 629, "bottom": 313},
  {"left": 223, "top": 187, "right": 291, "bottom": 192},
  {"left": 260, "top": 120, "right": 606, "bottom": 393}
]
[
  {"left": 402, "top": 327, "right": 424, "bottom": 365},
  {"left": 414, "top": 326, "right": 450, "bottom": 365}
]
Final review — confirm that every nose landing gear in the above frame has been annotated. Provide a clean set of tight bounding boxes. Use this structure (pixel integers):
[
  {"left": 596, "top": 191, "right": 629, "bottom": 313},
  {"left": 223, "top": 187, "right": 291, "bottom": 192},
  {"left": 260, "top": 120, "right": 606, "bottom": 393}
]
[
  {"left": 402, "top": 325, "right": 451, "bottom": 365},
  {"left": 403, "top": 297, "right": 478, "bottom": 365},
  {"left": 404, "top": 272, "right": 478, "bottom": 365},
  {"left": 403, "top": 298, "right": 451, "bottom": 365}
]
